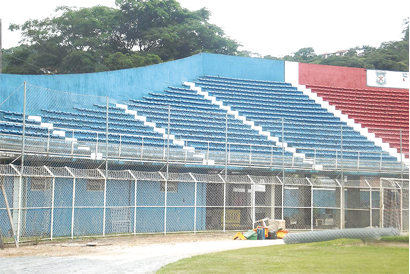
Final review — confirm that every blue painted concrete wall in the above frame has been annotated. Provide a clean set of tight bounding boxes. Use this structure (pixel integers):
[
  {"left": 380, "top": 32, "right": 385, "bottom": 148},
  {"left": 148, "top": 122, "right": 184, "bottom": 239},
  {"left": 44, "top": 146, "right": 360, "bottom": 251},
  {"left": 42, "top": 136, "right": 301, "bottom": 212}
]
[
  {"left": 0, "top": 177, "right": 207, "bottom": 237},
  {"left": 202, "top": 54, "right": 285, "bottom": 82},
  {"left": 0, "top": 53, "right": 285, "bottom": 113}
]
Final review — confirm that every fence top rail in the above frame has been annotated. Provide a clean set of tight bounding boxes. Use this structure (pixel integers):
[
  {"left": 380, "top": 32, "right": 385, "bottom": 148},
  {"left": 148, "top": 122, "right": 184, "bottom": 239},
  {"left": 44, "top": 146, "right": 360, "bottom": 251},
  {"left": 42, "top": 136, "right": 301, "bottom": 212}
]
[
  {"left": 249, "top": 175, "right": 281, "bottom": 185},
  {"left": 65, "top": 167, "right": 104, "bottom": 179},
  {"left": 381, "top": 178, "right": 410, "bottom": 189},
  {"left": 20, "top": 165, "right": 53, "bottom": 177},
  {"left": 45, "top": 167, "right": 73, "bottom": 178},
  {"left": 311, "top": 178, "right": 340, "bottom": 187},
  {"left": 224, "top": 175, "right": 252, "bottom": 184},
  {"left": 106, "top": 170, "right": 135, "bottom": 180},
  {"left": 190, "top": 173, "right": 224, "bottom": 183},
  {"left": 283, "top": 177, "right": 311, "bottom": 186},
  {"left": 129, "top": 170, "right": 164, "bottom": 181},
  {"left": 0, "top": 164, "right": 20, "bottom": 176}
]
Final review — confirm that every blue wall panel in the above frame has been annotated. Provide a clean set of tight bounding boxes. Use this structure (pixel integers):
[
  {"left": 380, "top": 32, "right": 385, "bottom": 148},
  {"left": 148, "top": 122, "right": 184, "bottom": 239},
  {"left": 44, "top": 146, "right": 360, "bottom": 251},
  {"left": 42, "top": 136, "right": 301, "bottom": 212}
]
[
  {"left": 202, "top": 54, "right": 285, "bottom": 82},
  {"left": 0, "top": 54, "right": 285, "bottom": 113}
]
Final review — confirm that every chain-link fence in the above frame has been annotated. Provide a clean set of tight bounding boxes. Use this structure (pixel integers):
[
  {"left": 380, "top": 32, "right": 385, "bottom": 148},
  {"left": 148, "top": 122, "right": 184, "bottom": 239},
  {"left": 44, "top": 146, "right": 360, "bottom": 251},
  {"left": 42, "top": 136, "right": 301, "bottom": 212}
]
[
  {"left": 0, "top": 83, "right": 408, "bottom": 174},
  {"left": 0, "top": 82, "right": 409, "bottom": 244},
  {"left": 0, "top": 165, "right": 408, "bottom": 244}
]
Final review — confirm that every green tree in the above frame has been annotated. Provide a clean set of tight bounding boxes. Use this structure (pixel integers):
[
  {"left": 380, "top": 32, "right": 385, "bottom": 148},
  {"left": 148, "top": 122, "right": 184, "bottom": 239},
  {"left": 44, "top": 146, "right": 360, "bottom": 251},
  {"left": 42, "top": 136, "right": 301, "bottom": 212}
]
[
  {"left": 59, "top": 51, "right": 97, "bottom": 74},
  {"left": 293, "top": 47, "right": 317, "bottom": 61},
  {"left": 103, "top": 52, "right": 162, "bottom": 71},
  {"left": 2, "top": 45, "right": 43, "bottom": 74},
  {"left": 5, "top": 0, "right": 240, "bottom": 74},
  {"left": 114, "top": 0, "right": 240, "bottom": 60}
]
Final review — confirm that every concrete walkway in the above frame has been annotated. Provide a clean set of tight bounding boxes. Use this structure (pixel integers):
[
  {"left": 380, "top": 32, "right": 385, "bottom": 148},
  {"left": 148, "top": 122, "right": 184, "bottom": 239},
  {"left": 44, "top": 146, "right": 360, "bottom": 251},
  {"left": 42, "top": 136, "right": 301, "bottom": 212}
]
[{"left": 0, "top": 239, "right": 284, "bottom": 273}]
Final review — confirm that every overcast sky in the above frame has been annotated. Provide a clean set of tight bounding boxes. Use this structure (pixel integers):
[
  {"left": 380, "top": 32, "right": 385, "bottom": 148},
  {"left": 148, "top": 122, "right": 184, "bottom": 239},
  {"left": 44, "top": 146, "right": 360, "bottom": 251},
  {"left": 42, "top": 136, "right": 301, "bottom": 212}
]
[{"left": 1, "top": 0, "right": 409, "bottom": 57}]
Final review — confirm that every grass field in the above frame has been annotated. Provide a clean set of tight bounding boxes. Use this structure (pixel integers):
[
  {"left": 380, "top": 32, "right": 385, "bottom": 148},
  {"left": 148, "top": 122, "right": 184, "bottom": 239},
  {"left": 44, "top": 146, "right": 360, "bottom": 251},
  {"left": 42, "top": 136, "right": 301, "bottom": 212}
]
[{"left": 157, "top": 237, "right": 409, "bottom": 274}]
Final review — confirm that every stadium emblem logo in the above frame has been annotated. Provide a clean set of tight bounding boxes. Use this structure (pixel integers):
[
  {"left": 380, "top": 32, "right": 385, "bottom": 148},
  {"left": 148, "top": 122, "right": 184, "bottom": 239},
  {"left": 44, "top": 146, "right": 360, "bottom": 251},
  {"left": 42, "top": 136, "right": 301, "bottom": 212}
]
[{"left": 376, "top": 71, "right": 386, "bottom": 85}]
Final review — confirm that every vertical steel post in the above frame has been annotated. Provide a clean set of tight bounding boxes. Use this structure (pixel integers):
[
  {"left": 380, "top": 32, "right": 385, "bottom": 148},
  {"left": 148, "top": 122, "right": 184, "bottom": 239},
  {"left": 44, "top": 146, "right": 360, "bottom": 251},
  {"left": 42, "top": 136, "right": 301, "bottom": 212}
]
[
  {"left": 46, "top": 129, "right": 50, "bottom": 156},
  {"left": 189, "top": 173, "right": 197, "bottom": 233},
  {"left": 248, "top": 145, "right": 252, "bottom": 166},
  {"left": 71, "top": 178, "right": 76, "bottom": 239},
  {"left": 400, "top": 129, "right": 403, "bottom": 180},
  {"left": 65, "top": 167, "right": 76, "bottom": 239},
  {"left": 225, "top": 112, "right": 228, "bottom": 178},
  {"left": 307, "top": 178, "right": 314, "bottom": 231},
  {"left": 340, "top": 125, "right": 343, "bottom": 183},
  {"left": 95, "top": 132, "right": 99, "bottom": 158},
  {"left": 164, "top": 105, "right": 170, "bottom": 235},
  {"left": 248, "top": 175, "right": 256, "bottom": 227},
  {"left": 128, "top": 170, "right": 137, "bottom": 235},
  {"left": 223, "top": 113, "right": 228, "bottom": 232},
  {"left": 17, "top": 81, "right": 27, "bottom": 244},
  {"left": 141, "top": 137, "right": 144, "bottom": 160},
  {"left": 340, "top": 125, "right": 345, "bottom": 229},
  {"left": 1, "top": 185, "right": 18, "bottom": 247},
  {"left": 99, "top": 169, "right": 107, "bottom": 237},
  {"left": 44, "top": 165, "right": 55, "bottom": 241},
  {"left": 105, "top": 97, "right": 109, "bottom": 174},
  {"left": 71, "top": 130, "right": 75, "bottom": 157},
  {"left": 50, "top": 176, "right": 55, "bottom": 240},
  {"left": 282, "top": 118, "right": 285, "bottom": 216},
  {"left": 134, "top": 178, "right": 137, "bottom": 235},
  {"left": 335, "top": 150, "right": 338, "bottom": 169},
  {"left": 380, "top": 179, "right": 384, "bottom": 228},
  {"left": 364, "top": 179, "right": 372, "bottom": 227},
  {"left": 118, "top": 135, "right": 122, "bottom": 160},
  {"left": 103, "top": 97, "right": 109, "bottom": 236}
]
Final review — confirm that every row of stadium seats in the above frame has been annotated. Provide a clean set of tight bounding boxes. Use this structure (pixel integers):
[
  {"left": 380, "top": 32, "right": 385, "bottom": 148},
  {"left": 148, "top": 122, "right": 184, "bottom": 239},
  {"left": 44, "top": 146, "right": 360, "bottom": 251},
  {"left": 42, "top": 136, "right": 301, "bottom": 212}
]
[
  {"left": 304, "top": 84, "right": 409, "bottom": 155},
  {"left": 0, "top": 76, "right": 405, "bottom": 165}
]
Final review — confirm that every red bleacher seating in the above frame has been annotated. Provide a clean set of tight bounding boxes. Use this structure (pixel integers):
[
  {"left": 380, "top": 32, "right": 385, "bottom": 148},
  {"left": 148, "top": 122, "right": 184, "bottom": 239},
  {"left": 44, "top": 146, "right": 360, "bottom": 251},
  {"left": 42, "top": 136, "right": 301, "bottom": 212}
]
[{"left": 306, "top": 85, "right": 409, "bottom": 156}]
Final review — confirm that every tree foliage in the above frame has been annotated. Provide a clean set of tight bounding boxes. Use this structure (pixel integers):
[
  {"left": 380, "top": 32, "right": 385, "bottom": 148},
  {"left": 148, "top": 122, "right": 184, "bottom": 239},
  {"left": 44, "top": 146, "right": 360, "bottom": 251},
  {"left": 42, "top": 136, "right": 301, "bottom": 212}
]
[{"left": 3, "top": 0, "right": 240, "bottom": 74}]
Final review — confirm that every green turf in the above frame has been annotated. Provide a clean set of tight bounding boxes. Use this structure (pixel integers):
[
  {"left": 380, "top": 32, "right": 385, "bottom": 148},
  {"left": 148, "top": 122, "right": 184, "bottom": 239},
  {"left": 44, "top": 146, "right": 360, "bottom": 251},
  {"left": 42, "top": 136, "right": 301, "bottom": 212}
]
[
  {"left": 157, "top": 239, "right": 409, "bottom": 274},
  {"left": 380, "top": 235, "right": 409, "bottom": 243}
]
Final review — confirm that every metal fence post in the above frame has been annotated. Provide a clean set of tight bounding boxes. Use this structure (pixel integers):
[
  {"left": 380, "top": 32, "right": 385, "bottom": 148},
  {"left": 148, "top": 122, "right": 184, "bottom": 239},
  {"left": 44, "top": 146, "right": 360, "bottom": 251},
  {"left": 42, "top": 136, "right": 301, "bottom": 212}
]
[
  {"left": 225, "top": 112, "right": 228, "bottom": 178},
  {"left": 218, "top": 174, "right": 226, "bottom": 232},
  {"left": 189, "top": 173, "right": 197, "bottom": 233},
  {"left": 16, "top": 81, "right": 28, "bottom": 244},
  {"left": 400, "top": 129, "right": 403, "bottom": 180},
  {"left": 247, "top": 175, "right": 256, "bottom": 227},
  {"left": 341, "top": 125, "right": 343, "bottom": 183},
  {"left": 223, "top": 112, "right": 228, "bottom": 233},
  {"left": 44, "top": 166, "right": 55, "bottom": 240},
  {"left": 164, "top": 105, "right": 171, "bottom": 235},
  {"left": 340, "top": 126, "right": 345, "bottom": 229},
  {"left": 98, "top": 169, "right": 107, "bottom": 237},
  {"left": 282, "top": 118, "right": 285, "bottom": 198},
  {"left": 364, "top": 179, "right": 372, "bottom": 227},
  {"left": 128, "top": 170, "right": 137, "bottom": 235},
  {"left": 307, "top": 178, "right": 314, "bottom": 231},
  {"left": 103, "top": 97, "right": 109, "bottom": 237},
  {"left": 65, "top": 167, "right": 76, "bottom": 239}
]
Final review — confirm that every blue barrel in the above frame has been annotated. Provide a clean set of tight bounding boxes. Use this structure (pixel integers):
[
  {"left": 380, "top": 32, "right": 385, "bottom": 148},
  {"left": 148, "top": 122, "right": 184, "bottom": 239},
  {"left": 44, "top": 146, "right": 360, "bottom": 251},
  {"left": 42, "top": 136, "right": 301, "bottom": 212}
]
[{"left": 257, "top": 228, "right": 265, "bottom": 240}]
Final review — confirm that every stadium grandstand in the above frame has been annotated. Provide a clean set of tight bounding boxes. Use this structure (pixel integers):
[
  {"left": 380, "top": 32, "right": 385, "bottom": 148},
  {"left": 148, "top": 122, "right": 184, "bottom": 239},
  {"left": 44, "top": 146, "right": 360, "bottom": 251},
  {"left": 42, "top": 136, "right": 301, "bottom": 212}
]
[{"left": 0, "top": 53, "right": 408, "bottom": 243}]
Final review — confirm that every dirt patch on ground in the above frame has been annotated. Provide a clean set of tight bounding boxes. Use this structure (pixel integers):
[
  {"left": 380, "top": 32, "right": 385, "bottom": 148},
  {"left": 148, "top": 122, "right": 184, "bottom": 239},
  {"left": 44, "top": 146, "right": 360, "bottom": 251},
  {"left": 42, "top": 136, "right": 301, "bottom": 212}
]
[
  {"left": 366, "top": 240, "right": 409, "bottom": 248},
  {"left": 1, "top": 233, "right": 407, "bottom": 258},
  {"left": 0, "top": 232, "right": 237, "bottom": 258}
]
